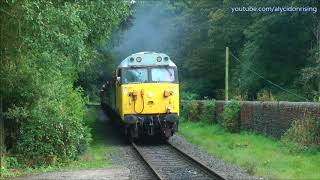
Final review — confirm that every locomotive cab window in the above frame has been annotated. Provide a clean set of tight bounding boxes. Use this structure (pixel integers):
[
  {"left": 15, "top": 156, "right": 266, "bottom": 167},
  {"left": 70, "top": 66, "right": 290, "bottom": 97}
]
[
  {"left": 151, "top": 67, "right": 175, "bottom": 82},
  {"left": 123, "top": 68, "right": 148, "bottom": 83}
]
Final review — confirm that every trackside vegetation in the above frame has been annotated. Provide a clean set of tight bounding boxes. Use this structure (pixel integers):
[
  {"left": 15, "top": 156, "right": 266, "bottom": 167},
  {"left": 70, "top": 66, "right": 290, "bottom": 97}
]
[
  {"left": 182, "top": 100, "right": 216, "bottom": 122},
  {"left": 179, "top": 121, "right": 320, "bottom": 179},
  {"left": 1, "top": 0, "right": 131, "bottom": 177},
  {"left": 1, "top": 107, "right": 114, "bottom": 178},
  {"left": 180, "top": 100, "right": 320, "bottom": 179},
  {"left": 223, "top": 100, "right": 240, "bottom": 132},
  {"left": 281, "top": 116, "right": 320, "bottom": 153}
]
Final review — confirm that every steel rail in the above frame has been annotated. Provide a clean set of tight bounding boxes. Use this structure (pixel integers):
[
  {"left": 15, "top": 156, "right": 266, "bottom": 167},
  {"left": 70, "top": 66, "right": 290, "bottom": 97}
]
[
  {"left": 167, "top": 141, "right": 226, "bottom": 180},
  {"left": 132, "top": 142, "right": 164, "bottom": 180},
  {"left": 132, "top": 141, "right": 226, "bottom": 180}
]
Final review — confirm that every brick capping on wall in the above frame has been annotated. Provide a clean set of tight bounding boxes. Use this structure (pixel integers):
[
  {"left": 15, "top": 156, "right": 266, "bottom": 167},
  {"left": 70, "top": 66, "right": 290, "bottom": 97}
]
[{"left": 182, "top": 100, "right": 320, "bottom": 138}]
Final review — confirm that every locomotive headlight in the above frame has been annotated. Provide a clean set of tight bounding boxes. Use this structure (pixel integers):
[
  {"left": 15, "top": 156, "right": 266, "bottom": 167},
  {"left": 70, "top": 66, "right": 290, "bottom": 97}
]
[
  {"left": 136, "top": 57, "right": 142, "bottom": 62},
  {"left": 166, "top": 106, "right": 172, "bottom": 113},
  {"left": 156, "top": 56, "right": 162, "bottom": 62}
]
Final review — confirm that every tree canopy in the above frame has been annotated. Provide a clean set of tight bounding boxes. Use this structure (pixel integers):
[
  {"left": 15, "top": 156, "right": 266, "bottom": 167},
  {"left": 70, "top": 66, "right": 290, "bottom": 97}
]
[
  {"left": 1, "top": 0, "right": 130, "bottom": 165},
  {"left": 165, "top": 0, "right": 319, "bottom": 101}
]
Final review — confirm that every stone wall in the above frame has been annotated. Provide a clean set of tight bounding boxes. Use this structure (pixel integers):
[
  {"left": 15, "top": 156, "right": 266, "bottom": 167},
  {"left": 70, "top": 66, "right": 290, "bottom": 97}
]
[{"left": 215, "top": 101, "right": 320, "bottom": 138}]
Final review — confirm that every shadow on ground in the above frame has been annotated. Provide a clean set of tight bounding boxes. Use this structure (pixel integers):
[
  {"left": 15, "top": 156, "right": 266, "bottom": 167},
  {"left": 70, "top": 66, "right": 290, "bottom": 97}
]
[{"left": 95, "top": 106, "right": 128, "bottom": 146}]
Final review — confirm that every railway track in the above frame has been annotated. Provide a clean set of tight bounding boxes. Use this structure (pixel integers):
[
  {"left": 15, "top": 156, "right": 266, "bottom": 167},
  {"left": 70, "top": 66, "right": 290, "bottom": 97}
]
[{"left": 132, "top": 142, "right": 225, "bottom": 180}]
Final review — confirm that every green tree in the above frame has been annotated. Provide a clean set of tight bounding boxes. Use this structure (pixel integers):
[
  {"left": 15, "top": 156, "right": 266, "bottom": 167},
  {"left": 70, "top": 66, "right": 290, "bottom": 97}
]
[{"left": 0, "top": 0, "right": 130, "bottom": 165}]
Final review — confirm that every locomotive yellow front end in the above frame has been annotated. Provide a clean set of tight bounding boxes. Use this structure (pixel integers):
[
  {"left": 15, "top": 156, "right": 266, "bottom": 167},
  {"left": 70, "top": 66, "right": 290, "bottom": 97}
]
[{"left": 115, "top": 52, "right": 179, "bottom": 140}]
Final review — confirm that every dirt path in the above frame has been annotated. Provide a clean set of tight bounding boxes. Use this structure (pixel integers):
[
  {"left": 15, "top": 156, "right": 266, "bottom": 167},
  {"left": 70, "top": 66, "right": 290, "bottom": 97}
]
[{"left": 16, "top": 167, "right": 130, "bottom": 180}]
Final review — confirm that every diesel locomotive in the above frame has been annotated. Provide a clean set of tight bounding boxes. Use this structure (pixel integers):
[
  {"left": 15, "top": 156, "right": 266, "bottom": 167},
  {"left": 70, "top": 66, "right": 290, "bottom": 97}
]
[{"left": 100, "top": 52, "right": 179, "bottom": 141}]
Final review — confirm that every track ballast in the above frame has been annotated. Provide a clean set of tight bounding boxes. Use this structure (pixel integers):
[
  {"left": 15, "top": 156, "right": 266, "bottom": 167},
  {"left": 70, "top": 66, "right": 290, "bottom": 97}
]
[{"left": 132, "top": 142, "right": 225, "bottom": 180}]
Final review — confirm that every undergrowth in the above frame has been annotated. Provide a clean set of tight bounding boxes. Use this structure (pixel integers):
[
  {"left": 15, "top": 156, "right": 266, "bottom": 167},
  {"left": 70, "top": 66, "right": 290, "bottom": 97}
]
[
  {"left": 199, "top": 100, "right": 216, "bottom": 123},
  {"left": 223, "top": 99, "right": 240, "bottom": 132},
  {"left": 183, "top": 100, "right": 200, "bottom": 121},
  {"left": 1, "top": 107, "right": 113, "bottom": 179},
  {"left": 182, "top": 100, "right": 216, "bottom": 122},
  {"left": 281, "top": 116, "right": 320, "bottom": 153}
]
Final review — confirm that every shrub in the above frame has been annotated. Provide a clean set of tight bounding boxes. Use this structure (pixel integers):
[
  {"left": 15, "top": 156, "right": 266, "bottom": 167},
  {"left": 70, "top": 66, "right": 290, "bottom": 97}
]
[
  {"left": 199, "top": 100, "right": 216, "bottom": 123},
  {"left": 3, "top": 156, "right": 22, "bottom": 169},
  {"left": 180, "top": 91, "right": 200, "bottom": 100},
  {"left": 281, "top": 116, "right": 320, "bottom": 153},
  {"left": 223, "top": 99, "right": 240, "bottom": 132},
  {"left": 6, "top": 86, "right": 91, "bottom": 166},
  {"left": 257, "top": 89, "right": 276, "bottom": 101},
  {"left": 182, "top": 100, "right": 200, "bottom": 122}
]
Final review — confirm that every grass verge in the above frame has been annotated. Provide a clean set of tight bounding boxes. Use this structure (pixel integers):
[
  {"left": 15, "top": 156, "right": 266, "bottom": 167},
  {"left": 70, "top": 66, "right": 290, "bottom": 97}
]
[
  {"left": 179, "top": 120, "right": 320, "bottom": 179},
  {"left": 1, "top": 106, "right": 114, "bottom": 179}
]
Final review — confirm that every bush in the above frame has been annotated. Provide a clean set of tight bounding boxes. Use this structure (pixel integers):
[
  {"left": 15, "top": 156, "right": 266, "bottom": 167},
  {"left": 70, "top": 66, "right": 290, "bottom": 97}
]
[
  {"left": 182, "top": 100, "right": 200, "bottom": 122},
  {"left": 180, "top": 91, "right": 200, "bottom": 100},
  {"left": 257, "top": 89, "right": 276, "bottom": 101},
  {"left": 223, "top": 99, "right": 240, "bottom": 132},
  {"left": 6, "top": 86, "right": 91, "bottom": 166},
  {"left": 181, "top": 99, "right": 216, "bottom": 123},
  {"left": 281, "top": 116, "right": 320, "bottom": 153},
  {"left": 199, "top": 100, "right": 216, "bottom": 123}
]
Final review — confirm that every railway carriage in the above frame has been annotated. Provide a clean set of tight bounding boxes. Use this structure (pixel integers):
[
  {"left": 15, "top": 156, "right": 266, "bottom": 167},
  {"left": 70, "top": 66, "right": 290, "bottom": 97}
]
[{"left": 101, "top": 52, "right": 179, "bottom": 140}]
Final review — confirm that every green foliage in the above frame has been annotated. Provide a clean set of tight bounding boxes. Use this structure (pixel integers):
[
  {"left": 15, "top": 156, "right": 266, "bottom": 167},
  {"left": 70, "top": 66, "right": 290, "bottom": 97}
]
[
  {"left": 281, "top": 116, "right": 320, "bottom": 153},
  {"left": 0, "top": 156, "right": 22, "bottom": 178},
  {"left": 256, "top": 90, "right": 276, "bottom": 101},
  {"left": 199, "top": 100, "right": 216, "bottom": 123},
  {"left": 301, "top": 47, "right": 320, "bottom": 100},
  {"left": 180, "top": 91, "right": 200, "bottom": 100},
  {"left": 6, "top": 86, "right": 91, "bottom": 166},
  {"left": 0, "top": 167, "right": 16, "bottom": 178},
  {"left": 1, "top": 0, "right": 130, "bottom": 167},
  {"left": 167, "top": 0, "right": 319, "bottom": 101},
  {"left": 3, "top": 157, "right": 21, "bottom": 169},
  {"left": 1, "top": 107, "right": 113, "bottom": 179},
  {"left": 240, "top": 13, "right": 312, "bottom": 100},
  {"left": 182, "top": 100, "right": 200, "bottom": 122},
  {"left": 181, "top": 99, "right": 216, "bottom": 123},
  {"left": 223, "top": 100, "right": 240, "bottom": 132}
]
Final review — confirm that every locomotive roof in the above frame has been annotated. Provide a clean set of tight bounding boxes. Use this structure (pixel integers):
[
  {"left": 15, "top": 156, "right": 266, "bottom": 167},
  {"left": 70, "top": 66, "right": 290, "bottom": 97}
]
[{"left": 118, "top": 52, "right": 177, "bottom": 68}]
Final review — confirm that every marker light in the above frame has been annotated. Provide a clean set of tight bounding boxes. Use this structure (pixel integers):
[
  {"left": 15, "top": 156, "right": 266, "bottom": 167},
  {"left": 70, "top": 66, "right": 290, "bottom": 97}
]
[
  {"left": 164, "top": 57, "right": 169, "bottom": 61},
  {"left": 136, "top": 57, "right": 142, "bottom": 62},
  {"left": 130, "top": 57, "right": 134, "bottom": 62},
  {"left": 156, "top": 56, "right": 162, "bottom": 62}
]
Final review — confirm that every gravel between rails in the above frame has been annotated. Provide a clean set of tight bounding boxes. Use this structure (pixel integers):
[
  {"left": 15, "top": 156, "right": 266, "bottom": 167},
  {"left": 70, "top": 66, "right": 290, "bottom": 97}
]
[
  {"left": 111, "top": 144, "right": 158, "bottom": 180},
  {"left": 133, "top": 143, "right": 222, "bottom": 180},
  {"left": 169, "top": 135, "right": 263, "bottom": 180}
]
